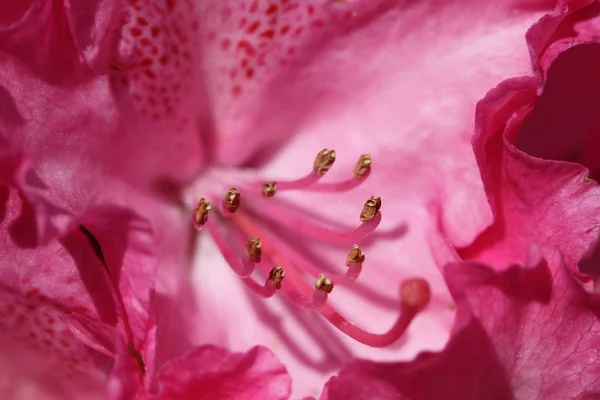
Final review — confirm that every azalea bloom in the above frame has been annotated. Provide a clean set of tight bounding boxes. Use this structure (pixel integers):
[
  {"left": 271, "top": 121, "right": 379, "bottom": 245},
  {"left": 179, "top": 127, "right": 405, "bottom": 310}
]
[
  {"left": 321, "top": 0, "right": 600, "bottom": 398},
  {"left": 0, "top": 0, "right": 584, "bottom": 399}
]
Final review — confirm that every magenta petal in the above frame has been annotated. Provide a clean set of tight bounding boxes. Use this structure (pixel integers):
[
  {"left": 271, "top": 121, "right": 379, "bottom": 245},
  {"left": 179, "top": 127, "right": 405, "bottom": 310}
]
[
  {"left": 81, "top": 206, "right": 157, "bottom": 350},
  {"left": 321, "top": 256, "right": 600, "bottom": 399},
  {"left": 0, "top": 0, "right": 119, "bottom": 83},
  {"left": 465, "top": 70, "right": 600, "bottom": 268},
  {"left": 155, "top": 345, "right": 291, "bottom": 400},
  {"left": 0, "top": 193, "right": 115, "bottom": 398}
]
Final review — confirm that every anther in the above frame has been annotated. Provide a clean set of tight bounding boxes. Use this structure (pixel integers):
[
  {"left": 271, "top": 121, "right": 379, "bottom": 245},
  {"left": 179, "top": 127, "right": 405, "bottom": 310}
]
[
  {"left": 346, "top": 244, "right": 365, "bottom": 266},
  {"left": 354, "top": 154, "right": 372, "bottom": 179},
  {"left": 313, "top": 149, "right": 336, "bottom": 176},
  {"left": 224, "top": 188, "right": 241, "bottom": 213},
  {"left": 268, "top": 266, "right": 285, "bottom": 289},
  {"left": 315, "top": 274, "right": 334, "bottom": 293},
  {"left": 262, "top": 182, "right": 277, "bottom": 197},
  {"left": 360, "top": 195, "right": 382, "bottom": 222},
  {"left": 246, "top": 237, "right": 262, "bottom": 263},
  {"left": 193, "top": 198, "right": 212, "bottom": 229}
]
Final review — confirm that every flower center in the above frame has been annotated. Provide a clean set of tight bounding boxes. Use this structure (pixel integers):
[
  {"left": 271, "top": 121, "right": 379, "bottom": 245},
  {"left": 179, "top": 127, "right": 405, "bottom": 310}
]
[{"left": 189, "top": 149, "right": 430, "bottom": 347}]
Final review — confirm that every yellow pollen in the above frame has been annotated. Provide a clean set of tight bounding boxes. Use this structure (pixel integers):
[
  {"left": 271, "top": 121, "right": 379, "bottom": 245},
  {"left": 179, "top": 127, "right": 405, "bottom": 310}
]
[
  {"left": 314, "top": 274, "right": 334, "bottom": 293},
  {"left": 346, "top": 244, "right": 365, "bottom": 266},
  {"left": 194, "top": 198, "right": 212, "bottom": 226},
  {"left": 262, "top": 182, "right": 277, "bottom": 197},
  {"left": 224, "top": 188, "right": 241, "bottom": 213},
  {"left": 246, "top": 237, "right": 262, "bottom": 263},
  {"left": 268, "top": 266, "right": 286, "bottom": 289},
  {"left": 313, "top": 148, "right": 336, "bottom": 176},
  {"left": 354, "top": 154, "right": 372, "bottom": 178},
  {"left": 360, "top": 195, "right": 382, "bottom": 222}
]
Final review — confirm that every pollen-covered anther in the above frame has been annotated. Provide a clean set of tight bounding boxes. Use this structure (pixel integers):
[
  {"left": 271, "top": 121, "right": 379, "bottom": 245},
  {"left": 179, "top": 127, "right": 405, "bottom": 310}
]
[
  {"left": 315, "top": 274, "right": 334, "bottom": 293},
  {"left": 354, "top": 154, "right": 372, "bottom": 178},
  {"left": 346, "top": 244, "right": 365, "bottom": 266},
  {"left": 194, "top": 198, "right": 212, "bottom": 227},
  {"left": 224, "top": 188, "right": 241, "bottom": 213},
  {"left": 268, "top": 266, "right": 286, "bottom": 289},
  {"left": 262, "top": 182, "right": 277, "bottom": 197},
  {"left": 360, "top": 195, "right": 382, "bottom": 222},
  {"left": 313, "top": 148, "right": 337, "bottom": 176},
  {"left": 246, "top": 237, "right": 262, "bottom": 263}
]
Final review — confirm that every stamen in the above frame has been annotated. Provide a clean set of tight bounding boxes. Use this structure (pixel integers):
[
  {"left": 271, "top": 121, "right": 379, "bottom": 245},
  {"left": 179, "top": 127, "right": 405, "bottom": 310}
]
[
  {"left": 319, "top": 277, "right": 431, "bottom": 347},
  {"left": 205, "top": 221, "right": 254, "bottom": 278},
  {"left": 193, "top": 198, "right": 212, "bottom": 230},
  {"left": 313, "top": 148, "right": 336, "bottom": 176},
  {"left": 354, "top": 154, "right": 372, "bottom": 178},
  {"left": 247, "top": 199, "right": 382, "bottom": 245},
  {"left": 223, "top": 188, "right": 241, "bottom": 214},
  {"left": 346, "top": 244, "right": 365, "bottom": 266},
  {"left": 241, "top": 275, "right": 278, "bottom": 298},
  {"left": 246, "top": 237, "right": 262, "bottom": 263},
  {"left": 228, "top": 210, "right": 429, "bottom": 347},
  {"left": 259, "top": 230, "right": 364, "bottom": 286},
  {"left": 262, "top": 182, "right": 277, "bottom": 197},
  {"left": 268, "top": 266, "right": 286, "bottom": 289},
  {"left": 315, "top": 274, "right": 334, "bottom": 293},
  {"left": 360, "top": 196, "right": 382, "bottom": 222}
]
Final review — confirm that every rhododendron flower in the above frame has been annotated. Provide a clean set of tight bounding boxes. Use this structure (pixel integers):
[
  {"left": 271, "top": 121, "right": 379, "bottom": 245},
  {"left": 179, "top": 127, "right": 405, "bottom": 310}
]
[
  {"left": 0, "top": 0, "right": 572, "bottom": 398},
  {"left": 320, "top": 1, "right": 600, "bottom": 398}
]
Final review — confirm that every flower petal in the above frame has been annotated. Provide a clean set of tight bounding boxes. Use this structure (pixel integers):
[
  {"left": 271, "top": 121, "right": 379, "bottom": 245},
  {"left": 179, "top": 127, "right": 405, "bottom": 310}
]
[
  {"left": 466, "top": 33, "right": 600, "bottom": 270},
  {"left": 192, "top": 0, "right": 551, "bottom": 396},
  {"left": 0, "top": 190, "right": 115, "bottom": 399},
  {"left": 0, "top": 0, "right": 120, "bottom": 83},
  {"left": 155, "top": 345, "right": 291, "bottom": 400},
  {"left": 320, "top": 255, "right": 600, "bottom": 399}
]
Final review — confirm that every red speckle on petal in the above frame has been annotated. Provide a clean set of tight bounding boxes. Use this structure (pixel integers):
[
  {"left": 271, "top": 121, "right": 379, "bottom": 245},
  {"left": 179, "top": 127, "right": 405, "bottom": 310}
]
[
  {"left": 281, "top": 25, "right": 290, "bottom": 35},
  {"left": 130, "top": 27, "right": 142, "bottom": 37},
  {"left": 246, "top": 68, "right": 255, "bottom": 79},
  {"left": 307, "top": 5, "right": 315, "bottom": 15},
  {"left": 151, "top": 26, "right": 161, "bottom": 38},
  {"left": 266, "top": 4, "right": 278, "bottom": 14},
  {"left": 260, "top": 29, "right": 275, "bottom": 39},
  {"left": 247, "top": 21, "right": 260, "bottom": 34},
  {"left": 221, "top": 39, "right": 231, "bottom": 50},
  {"left": 237, "top": 40, "right": 256, "bottom": 57},
  {"left": 232, "top": 85, "right": 242, "bottom": 96},
  {"left": 137, "top": 17, "right": 148, "bottom": 26},
  {"left": 249, "top": 0, "right": 258, "bottom": 13}
]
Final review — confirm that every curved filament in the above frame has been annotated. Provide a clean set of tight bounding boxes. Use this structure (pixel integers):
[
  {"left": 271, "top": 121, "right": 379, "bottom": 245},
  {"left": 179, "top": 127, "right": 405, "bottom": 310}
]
[
  {"left": 205, "top": 221, "right": 254, "bottom": 278},
  {"left": 249, "top": 200, "right": 382, "bottom": 245}
]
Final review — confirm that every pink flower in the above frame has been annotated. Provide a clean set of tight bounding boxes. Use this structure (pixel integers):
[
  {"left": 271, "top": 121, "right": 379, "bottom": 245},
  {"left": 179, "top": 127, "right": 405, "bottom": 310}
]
[
  {"left": 320, "top": 1, "right": 600, "bottom": 398},
  {"left": 0, "top": 0, "right": 566, "bottom": 398}
]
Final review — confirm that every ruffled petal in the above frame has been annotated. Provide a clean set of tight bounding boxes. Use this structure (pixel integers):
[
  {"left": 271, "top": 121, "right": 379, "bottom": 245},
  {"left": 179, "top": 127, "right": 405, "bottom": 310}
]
[
  {"left": 320, "top": 255, "right": 600, "bottom": 399},
  {"left": 466, "top": 19, "right": 600, "bottom": 270},
  {"left": 0, "top": 190, "right": 115, "bottom": 399},
  {"left": 0, "top": 0, "right": 120, "bottom": 83}
]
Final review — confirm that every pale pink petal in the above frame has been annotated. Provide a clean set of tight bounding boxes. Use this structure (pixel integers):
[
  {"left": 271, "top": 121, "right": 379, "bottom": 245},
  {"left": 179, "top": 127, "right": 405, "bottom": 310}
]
[
  {"left": 154, "top": 345, "right": 291, "bottom": 400},
  {"left": 320, "top": 256, "right": 600, "bottom": 399},
  {"left": 191, "top": 0, "right": 551, "bottom": 396}
]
